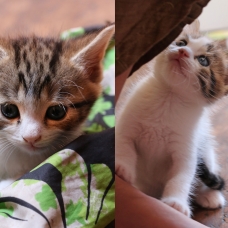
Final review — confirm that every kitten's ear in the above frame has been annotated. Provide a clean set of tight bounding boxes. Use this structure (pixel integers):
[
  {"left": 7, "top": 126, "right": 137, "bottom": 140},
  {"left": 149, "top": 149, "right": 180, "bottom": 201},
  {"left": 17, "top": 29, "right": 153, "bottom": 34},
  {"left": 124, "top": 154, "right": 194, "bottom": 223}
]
[
  {"left": 71, "top": 24, "right": 115, "bottom": 82},
  {"left": 183, "top": 19, "right": 200, "bottom": 35},
  {"left": 217, "top": 38, "right": 228, "bottom": 53},
  {"left": 224, "top": 66, "right": 228, "bottom": 95},
  {"left": 222, "top": 39, "right": 228, "bottom": 93}
]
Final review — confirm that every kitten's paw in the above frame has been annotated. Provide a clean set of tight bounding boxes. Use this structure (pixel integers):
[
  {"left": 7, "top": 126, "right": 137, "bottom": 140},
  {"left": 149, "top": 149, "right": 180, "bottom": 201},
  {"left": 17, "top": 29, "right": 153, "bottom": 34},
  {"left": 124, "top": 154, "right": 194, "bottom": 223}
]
[
  {"left": 195, "top": 190, "right": 225, "bottom": 209},
  {"left": 162, "top": 197, "right": 191, "bottom": 217}
]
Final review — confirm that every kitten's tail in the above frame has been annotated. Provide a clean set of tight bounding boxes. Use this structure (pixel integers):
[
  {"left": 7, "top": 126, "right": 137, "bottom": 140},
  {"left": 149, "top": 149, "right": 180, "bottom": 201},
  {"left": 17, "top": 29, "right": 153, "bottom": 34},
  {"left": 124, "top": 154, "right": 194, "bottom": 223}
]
[{"left": 197, "top": 159, "right": 225, "bottom": 190}]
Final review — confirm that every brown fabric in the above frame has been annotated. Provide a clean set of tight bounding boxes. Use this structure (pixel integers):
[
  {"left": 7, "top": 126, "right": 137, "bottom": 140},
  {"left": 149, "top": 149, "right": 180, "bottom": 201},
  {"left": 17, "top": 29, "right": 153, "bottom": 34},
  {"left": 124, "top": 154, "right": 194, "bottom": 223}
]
[
  {"left": 116, "top": 0, "right": 210, "bottom": 76},
  {"left": 116, "top": 175, "right": 208, "bottom": 228}
]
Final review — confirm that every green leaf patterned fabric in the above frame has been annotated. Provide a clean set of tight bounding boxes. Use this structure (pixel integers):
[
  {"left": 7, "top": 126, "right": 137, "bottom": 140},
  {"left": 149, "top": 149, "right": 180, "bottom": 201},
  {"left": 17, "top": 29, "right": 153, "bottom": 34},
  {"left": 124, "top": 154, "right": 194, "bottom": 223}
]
[{"left": 0, "top": 129, "right": 115, "bottom": 228}]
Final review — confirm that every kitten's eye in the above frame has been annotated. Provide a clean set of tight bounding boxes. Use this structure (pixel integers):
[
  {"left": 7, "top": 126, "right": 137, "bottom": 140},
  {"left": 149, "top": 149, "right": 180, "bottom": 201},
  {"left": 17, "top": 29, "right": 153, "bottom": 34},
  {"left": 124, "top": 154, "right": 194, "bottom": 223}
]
[
  {"left": 176, "top": 40, "right": 187, "bottom": 47},
  {"left": 46, "top": 105, "right": 67, "bottom": 120},
  {"left": 197, "top": 55, "right": 210, "bottom": 67},
  {"left": 1, "top": 104, "right": 20, "bottom": 119}
]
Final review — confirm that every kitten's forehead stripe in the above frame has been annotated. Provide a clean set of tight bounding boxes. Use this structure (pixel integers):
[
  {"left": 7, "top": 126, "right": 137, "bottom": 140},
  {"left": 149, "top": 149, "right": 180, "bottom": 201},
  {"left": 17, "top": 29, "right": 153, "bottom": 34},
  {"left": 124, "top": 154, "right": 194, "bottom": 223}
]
[
  {"left": 207, "top": 44, "right": 214, "bottom": 52},
  {"left": 38, "top": 75, "right": 51, "bottom": 98},
  {"left": 12, "top": 40, "right": 21, "bottom": 69},
  {"left": 18, "top": 72, "right": 28, "bottom": 94},
  {"left": 44, "top": 54, "right": 49, "bottom": 61},
  {"left": 49, "top": 41, "right": 63, "bottom": 75},
  {"left": 43, "top": 39, "right": 54, "bottom": 50},
  {"left": 26, "top": 61, "right": 31, "bottom": 74},
  {"left": 32, "top": 37, "right": 37, "bottom": 48},
  {"left": 23, "top": 50, "right": 27, "bottom": 61},
  {"left": 40, "top": 63, "right": 44, "bottom": 74},
  {"left": 38, "top": 46, "right": 42, "bottom": 53}
]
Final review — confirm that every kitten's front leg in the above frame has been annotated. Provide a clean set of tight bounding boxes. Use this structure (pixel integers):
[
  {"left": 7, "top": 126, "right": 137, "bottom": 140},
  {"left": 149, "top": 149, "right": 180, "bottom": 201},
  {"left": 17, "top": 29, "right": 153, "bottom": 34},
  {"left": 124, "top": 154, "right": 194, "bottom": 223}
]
[
  {"left": 115, "top": 138, "right": 137, "bottom": 185},
  {"left": 161, "top": 146, "right": 197, "bottom": 217}
]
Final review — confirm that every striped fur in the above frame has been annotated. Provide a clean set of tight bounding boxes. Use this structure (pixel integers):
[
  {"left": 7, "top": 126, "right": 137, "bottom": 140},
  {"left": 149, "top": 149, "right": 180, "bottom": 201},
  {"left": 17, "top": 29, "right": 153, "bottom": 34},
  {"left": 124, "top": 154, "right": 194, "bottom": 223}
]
[
  {"left": 0, "top": 24, "right": 114, "bottom": 183},
  {"left": 176, "top": 26, "right": 228, "bottom": 103},
  {"left": 197, "top": 43, "right": 228, "bottom": 101}
]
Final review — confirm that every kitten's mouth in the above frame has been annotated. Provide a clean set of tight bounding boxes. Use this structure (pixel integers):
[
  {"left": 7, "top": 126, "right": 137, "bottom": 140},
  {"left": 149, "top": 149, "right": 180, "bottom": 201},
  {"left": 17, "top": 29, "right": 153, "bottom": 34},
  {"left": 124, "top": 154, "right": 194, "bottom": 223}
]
[
  {"left": 170, "top": 58, "right": 182, "bottom": 70},
  {"left": 24, "top": 143, "right": 40, "bottom": 151},
  {"left": 174, "top": 58, "right": 181, "bottom": 66},
  {"left": 173, "top": 59, "right": 180, "bottom": 65},
  {"left": 30, "top": 144, "right": 38, "bottom": 150},
  {"left": 171, "top": 58, "right": 187, "bottom": 77}
]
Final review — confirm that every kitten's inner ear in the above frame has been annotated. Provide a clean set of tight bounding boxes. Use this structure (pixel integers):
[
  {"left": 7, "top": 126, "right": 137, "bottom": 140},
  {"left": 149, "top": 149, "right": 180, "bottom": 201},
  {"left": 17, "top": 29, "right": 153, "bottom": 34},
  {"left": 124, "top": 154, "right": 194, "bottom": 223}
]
[
  {"left": 0, "top": 46, "right": 8, "bottom": 62},
  {"left": 183, "top": 19, "right": 200, "bottom": 35},
  {"left": 71, "top": 24, "right": 115, "bottom": 82},
  {"left": 224, "top": 58, "right": 228, "bottom": 91}
]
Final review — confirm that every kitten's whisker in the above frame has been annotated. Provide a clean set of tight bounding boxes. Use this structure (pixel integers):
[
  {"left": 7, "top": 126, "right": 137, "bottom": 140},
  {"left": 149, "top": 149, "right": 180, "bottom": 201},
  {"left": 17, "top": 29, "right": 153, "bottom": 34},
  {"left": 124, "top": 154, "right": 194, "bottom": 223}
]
[
  {"left": 64, "top": 98, "right": 76, "bottom": 108},
  {"left": 181, "top": 67, "right": 193, "bottom": 75},
  {"left": 172, "top": 70, "right": 184, "bottom": 77},
  {"left": 63, "top": 79, "right": 86, "bottom": 102},
  {"left": 57, "top": 101, "right": 67, "bottom": 113},
  {"left": 181, "top": 58, "right": 194, "bottom": 68},
  {"left": 1, "top": 144, "right": 15, "bottom": 173},
  {"left": 59, "top": 91, "right": 75, "bottom": 98},
  {"left": 192, "top": 81, "right": 201, "bottom": 93},
  {"left": 0, "top": 141, "right": 14, "bottom": 153},
  {"left": 4, "top": 149, "right": 15, "bottom": 173}
]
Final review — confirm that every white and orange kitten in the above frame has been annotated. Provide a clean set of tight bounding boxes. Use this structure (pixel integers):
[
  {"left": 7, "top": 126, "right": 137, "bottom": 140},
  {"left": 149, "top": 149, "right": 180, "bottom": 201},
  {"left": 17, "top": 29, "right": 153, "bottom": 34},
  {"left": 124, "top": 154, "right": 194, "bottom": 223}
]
[
  {"left": 116, "top": 21, "right": 228, "bottom": 217},
  {"left": 0, "top": 25, "right": 115, "bottom": 190}
]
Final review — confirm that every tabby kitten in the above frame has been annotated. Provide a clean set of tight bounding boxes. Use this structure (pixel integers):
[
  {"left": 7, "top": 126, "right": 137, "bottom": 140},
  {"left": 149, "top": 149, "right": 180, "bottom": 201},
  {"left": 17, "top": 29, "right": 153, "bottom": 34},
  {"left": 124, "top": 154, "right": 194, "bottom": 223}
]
[
  {"left": 0, "top": 24, "right": 114, "bottom": 190},
  {"left": 116, "top": 20, "right": 228, "bottom": 217}
]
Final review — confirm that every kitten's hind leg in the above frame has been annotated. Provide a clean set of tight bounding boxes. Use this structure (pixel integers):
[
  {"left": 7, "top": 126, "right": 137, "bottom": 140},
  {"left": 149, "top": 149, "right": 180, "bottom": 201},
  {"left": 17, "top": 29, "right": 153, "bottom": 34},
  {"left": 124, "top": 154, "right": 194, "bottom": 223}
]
[
  {"left": 195, "top": 157, "right": 225, "bottom": 209},
  {"left": 195, "top": 113, "right": 226, "bottom": 208},
  {"left": 196, "top": 135, "right": 226, "bottom": 208},
  {"left": 198, "top": 157, "right": 225, "bottom": 190},
  {"left": 194, "top": 181, "right": 225, "bottom": 209}
]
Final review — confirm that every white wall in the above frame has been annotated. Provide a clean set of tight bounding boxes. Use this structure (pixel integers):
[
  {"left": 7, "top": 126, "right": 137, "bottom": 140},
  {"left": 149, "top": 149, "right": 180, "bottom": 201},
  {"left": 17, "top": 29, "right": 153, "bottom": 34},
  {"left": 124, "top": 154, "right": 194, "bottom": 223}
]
[{"left": 198, "top": 0, "right": 228, "bottom": 31}]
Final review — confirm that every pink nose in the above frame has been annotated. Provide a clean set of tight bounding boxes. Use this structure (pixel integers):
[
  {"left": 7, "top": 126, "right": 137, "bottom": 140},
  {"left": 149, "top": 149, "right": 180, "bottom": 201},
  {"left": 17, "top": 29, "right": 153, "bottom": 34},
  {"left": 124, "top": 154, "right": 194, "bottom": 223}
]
[
  {"left": 178, "top": 49, "right": 189, "bottom": 58},
  {"left": 23, "top": 135, "right": 41, "bottom": 144}
]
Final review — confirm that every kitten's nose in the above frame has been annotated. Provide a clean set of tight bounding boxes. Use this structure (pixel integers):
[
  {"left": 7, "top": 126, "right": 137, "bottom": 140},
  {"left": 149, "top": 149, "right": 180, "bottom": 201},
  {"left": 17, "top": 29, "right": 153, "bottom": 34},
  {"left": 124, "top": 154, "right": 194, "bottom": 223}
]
[
  {"left": 178, "top": 48, "right": 189, "bottom": 58},
  {"left": 23, "top": 135, "right": 41, "bottom": 144}
]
